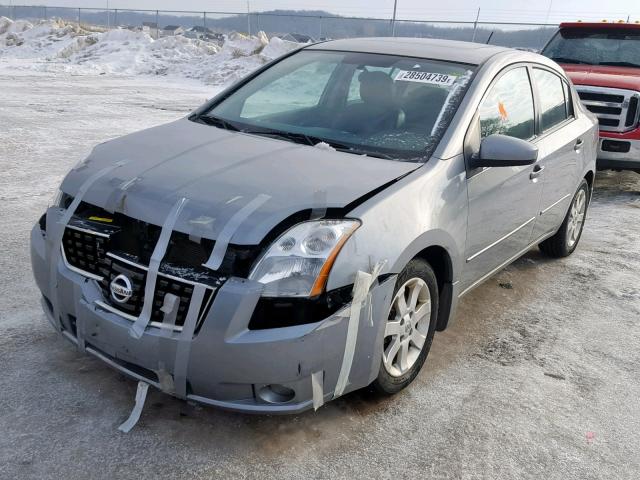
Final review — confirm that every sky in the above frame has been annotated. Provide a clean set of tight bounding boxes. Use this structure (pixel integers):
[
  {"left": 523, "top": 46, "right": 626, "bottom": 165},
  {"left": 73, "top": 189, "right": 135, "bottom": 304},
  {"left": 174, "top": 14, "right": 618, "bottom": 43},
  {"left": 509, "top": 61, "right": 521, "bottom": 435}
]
[{"left": 6, "top": 0, "right": 640, "bottom": 24}]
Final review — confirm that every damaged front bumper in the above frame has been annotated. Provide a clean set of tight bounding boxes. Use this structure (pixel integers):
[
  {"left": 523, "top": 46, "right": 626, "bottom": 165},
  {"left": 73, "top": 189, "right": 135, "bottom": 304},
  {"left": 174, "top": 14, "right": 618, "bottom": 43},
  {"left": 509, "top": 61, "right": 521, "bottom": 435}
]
[{"left": 30, "top": 215, "right": 396, "bottom": 414}]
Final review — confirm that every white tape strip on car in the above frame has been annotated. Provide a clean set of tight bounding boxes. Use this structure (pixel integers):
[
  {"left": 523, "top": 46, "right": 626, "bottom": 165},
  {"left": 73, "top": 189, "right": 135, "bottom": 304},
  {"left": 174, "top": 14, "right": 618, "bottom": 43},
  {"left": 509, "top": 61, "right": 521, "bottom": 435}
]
[
  {"left": 333, "top": 260, "right": 386, "bottom": 399},
  {"left": 58, "top": 162, "right": 127, "bottom": 228},
  {"left": 202, "top": 194, "right": 271, "bottom": 271},
  {"left": 104, "top": 175, "right": 140, "bottom": 213},
  {"left": 129, "top": 197, "right": 189, "bottom": 339},
  {"left": 154, "top": 293, "right": 180, "bottom": 394},
  {"left": 366, "top": 261, "right": 386, "bottom": 327},
  {"left": 311, "top": 370, "right": 324, "bottom": 411},
  {"left": 48, "top": 161, "right": 126, "bottom": 331},
  {"left": 173, "top": 284, "right": 208, "bottom": 399},
  {"left": 310, "top": 189, "right": 328, "bottom": 220},
  {"left": 118, "top": 381, "right": 150, "bottom": 433}
]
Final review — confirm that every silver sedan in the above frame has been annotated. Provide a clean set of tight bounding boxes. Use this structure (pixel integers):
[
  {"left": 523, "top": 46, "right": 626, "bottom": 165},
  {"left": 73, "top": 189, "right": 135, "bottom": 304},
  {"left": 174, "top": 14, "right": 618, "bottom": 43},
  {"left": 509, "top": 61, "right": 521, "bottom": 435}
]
[{"left": 31, "top": 37, "right": 598, "bottom": 413}]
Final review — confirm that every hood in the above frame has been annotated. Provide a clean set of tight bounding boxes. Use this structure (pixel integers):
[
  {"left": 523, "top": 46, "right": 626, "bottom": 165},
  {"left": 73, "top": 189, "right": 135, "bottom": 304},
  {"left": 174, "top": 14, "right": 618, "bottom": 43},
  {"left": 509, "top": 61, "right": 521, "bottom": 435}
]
[
  {"left": 61, "top": 119, "right": 418, "bottom": 244},
  {"left": 562, "top": 64, "right": 640, "bottom": 91}
]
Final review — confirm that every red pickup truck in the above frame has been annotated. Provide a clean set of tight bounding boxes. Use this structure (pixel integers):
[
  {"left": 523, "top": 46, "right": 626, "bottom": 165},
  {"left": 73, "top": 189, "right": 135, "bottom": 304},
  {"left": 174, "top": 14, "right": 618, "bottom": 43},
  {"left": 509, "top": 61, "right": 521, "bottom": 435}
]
[{"left": 542, "top": 22, "right": 640, "bottom": 174}]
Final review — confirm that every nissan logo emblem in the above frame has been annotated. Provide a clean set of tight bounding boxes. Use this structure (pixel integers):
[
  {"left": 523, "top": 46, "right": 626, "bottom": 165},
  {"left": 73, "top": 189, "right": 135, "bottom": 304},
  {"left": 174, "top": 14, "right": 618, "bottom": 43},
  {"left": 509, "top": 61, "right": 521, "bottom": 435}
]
[{"left": 110, "top": 274, "right": 133, "bottom": 304}]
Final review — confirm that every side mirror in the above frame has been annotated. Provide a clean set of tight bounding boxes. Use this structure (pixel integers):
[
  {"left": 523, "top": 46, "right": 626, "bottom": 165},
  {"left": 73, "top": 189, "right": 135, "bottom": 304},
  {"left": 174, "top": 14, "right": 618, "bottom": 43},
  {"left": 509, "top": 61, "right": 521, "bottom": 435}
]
[{"left": 470, "top": 134, "right": 538, "bottom": 169}]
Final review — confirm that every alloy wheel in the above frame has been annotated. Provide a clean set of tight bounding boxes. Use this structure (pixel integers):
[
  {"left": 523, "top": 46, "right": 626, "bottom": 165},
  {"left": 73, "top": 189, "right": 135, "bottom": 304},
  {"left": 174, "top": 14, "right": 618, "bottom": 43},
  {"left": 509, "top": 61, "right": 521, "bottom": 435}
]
[
  {"left": 566, "top": 189, "right": 587, "bottom": 249},
  {"left": 382, "top": 278, "right": 432, "bottom": 377}
]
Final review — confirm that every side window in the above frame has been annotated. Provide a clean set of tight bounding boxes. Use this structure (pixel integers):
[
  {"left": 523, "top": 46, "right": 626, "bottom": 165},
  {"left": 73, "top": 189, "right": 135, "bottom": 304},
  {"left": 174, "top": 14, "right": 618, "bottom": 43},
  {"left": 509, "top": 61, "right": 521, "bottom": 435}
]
[
  {"left": 478, "top": 67, "right": 535, "bottom": 141},
  {"left": 533, "top": 68, "right": 569, "bottom": 131},
  {"left": 241, "top": 60, "right": 337, "bottom": 118}
]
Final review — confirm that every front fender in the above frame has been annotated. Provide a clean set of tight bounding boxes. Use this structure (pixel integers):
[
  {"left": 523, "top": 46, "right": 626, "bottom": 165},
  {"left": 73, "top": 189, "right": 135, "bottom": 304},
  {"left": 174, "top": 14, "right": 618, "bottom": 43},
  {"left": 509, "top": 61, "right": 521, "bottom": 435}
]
[{"left": 327, "top": 155, "right": 468, "bottom": 291}]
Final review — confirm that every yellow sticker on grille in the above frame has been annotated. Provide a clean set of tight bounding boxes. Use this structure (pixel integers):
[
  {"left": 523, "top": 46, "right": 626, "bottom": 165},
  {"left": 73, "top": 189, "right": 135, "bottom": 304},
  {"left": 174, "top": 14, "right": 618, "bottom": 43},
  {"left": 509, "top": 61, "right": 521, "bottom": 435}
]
[{"left": 88, "top": 216, "right": 113, "bottom": 223}]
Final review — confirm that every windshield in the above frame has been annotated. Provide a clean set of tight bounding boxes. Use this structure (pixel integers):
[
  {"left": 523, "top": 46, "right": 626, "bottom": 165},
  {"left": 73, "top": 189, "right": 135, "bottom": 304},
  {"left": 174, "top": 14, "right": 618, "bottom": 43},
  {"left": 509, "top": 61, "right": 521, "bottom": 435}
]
[
  {"left": 543, "top": 28, "right": 640, "bottom": 68},
  {"left": 195, "top": 50, "right": 475, "bottom": 161}
]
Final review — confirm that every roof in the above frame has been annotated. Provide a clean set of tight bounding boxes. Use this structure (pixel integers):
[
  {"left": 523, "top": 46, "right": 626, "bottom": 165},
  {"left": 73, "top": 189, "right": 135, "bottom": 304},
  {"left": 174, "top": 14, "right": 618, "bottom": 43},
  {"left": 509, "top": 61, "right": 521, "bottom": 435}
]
[
  {"left": 163, "top": 25, "right": 182, "bottom": 31},
  {"left": 560, "top": 22, "right": 640, "bottom": 30},
  {"left": 306, "top": 37, "right": 511, "bottom": 66}
]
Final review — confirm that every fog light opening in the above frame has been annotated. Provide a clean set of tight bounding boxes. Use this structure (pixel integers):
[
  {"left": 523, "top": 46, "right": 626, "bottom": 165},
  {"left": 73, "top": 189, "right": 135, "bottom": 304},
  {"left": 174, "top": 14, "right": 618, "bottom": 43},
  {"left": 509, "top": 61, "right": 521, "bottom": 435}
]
[{"left": 257, "top": 384, "right": 295, "bottom": 404}]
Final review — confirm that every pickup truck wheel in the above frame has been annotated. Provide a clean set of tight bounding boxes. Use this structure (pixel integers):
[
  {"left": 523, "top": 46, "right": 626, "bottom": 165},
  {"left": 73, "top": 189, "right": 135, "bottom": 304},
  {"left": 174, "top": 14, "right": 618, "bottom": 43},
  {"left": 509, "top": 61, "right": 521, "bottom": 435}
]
[
  {"left": 371, "top": 258, "right": 438, "bottom": 395},
  {"left": 539, "top": 179, "right": 589, "bottom": 258}
]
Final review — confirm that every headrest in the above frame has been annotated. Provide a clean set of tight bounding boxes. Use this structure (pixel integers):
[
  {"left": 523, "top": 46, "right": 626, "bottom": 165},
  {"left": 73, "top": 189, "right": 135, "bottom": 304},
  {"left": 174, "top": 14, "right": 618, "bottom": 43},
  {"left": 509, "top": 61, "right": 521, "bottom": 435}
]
[{"left": 358, "top": 70, "right": 395, "bottom": 106}]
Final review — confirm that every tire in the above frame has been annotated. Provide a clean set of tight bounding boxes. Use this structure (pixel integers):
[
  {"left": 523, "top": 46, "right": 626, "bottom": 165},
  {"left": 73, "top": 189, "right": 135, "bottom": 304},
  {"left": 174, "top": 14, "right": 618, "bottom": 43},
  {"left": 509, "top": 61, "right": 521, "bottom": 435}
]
[
  {"left": 371, "top": 258, "right": 438, "bottom": 395},
  {"left": 539, "top": 179, "right": 589, "bottom": 258}
]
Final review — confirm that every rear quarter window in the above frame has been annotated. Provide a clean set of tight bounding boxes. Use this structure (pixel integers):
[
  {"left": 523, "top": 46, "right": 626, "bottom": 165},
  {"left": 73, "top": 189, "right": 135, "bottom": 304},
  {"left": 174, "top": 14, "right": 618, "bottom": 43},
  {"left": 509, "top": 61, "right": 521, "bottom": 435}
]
[{"left": 533, "top": 68, "right": 569, "bottom": 131}]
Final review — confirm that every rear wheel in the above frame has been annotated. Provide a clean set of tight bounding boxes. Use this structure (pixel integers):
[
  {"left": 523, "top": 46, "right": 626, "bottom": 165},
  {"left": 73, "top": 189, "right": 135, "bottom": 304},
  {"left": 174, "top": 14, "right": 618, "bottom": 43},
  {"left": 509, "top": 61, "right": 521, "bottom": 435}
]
[
  {"left": 539, "top": 179, "right": 589, "bottom": 258},
  {"left": 371, "top": 258, "right": 438, "bottom": 395}
]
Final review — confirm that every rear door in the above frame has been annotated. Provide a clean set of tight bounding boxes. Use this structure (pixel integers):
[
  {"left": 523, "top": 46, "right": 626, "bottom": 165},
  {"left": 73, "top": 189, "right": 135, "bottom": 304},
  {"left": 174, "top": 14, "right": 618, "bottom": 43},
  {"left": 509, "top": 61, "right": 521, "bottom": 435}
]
[
  {"left": 462, "top": 66, "right": 544, "bottom": 291},
  {"left": 529, "top": 66, "right": 583, "bottom": 238}
]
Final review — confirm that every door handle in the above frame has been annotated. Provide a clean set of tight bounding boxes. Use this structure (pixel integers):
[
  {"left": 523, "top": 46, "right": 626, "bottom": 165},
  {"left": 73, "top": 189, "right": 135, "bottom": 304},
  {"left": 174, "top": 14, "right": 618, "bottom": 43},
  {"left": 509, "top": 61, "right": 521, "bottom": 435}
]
[
  {"left": 530, "top": 165, "right": 545, "bottom": 180},
  {"left": 574, "top": 139, "right": 584, "bottom": 151}
]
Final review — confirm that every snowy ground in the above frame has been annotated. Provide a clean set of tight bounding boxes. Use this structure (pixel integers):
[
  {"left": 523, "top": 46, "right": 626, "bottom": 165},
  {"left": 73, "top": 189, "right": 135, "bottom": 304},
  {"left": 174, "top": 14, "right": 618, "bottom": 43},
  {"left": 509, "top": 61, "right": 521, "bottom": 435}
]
[{"left": 1, "top": 70, "right": 640, "bottom": 478}]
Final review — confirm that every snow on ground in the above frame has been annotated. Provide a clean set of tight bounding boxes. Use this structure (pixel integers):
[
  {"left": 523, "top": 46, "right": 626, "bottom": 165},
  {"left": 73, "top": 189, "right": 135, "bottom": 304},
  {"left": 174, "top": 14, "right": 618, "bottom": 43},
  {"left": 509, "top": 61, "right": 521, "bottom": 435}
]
[{"left": 0, "top": 16, "right": 300, "bottom": 85}]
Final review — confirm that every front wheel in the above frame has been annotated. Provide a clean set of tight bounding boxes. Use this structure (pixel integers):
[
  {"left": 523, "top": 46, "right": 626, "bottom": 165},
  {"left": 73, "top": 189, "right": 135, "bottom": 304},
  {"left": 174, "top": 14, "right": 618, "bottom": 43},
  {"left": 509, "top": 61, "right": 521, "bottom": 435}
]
[
  {"left": 539, "top": 179, "right": 589, "bottom": 258},
  {"left": 371, "top": 258, "right": 438, "bottom": 395}
]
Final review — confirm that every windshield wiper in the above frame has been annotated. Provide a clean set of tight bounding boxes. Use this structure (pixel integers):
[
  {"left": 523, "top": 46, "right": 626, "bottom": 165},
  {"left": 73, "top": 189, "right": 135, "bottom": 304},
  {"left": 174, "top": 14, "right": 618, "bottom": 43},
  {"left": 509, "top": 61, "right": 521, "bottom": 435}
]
[
  {"left": 196, "top": 114, "right": 240, "bottom": 131},
  {"left": 262, "top": 133, "right": 396, "bottom": 159},
  {"left": 234, "top": 127, "right": 398, "bottom": 160},
  {"left": 241, "top": 129, "right": 317, "bottom": 146},
  {"left": 599, "top": 61, "right": 640, "bottom": 68},
  {"left": 551, "top": 57, "right": 590, "bottom": 65},
  {"left": 329, "top": 145, "right": 395, "bottom": 160}
]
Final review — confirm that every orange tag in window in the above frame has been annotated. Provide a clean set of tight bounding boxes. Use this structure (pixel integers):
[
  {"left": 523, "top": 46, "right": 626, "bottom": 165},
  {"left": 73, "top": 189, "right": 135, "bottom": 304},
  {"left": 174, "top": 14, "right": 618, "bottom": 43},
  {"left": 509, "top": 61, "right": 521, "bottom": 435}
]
[{"left": 498, "top": 101, "right": 509, "bottom": 121}]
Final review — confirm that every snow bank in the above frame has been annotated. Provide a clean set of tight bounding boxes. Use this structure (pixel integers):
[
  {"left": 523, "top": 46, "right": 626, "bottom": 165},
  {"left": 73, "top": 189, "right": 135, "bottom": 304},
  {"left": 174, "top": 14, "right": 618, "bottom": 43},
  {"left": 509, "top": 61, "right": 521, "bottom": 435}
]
[{"left": 0, "top": 17, "right": 301, "bottom": 85}]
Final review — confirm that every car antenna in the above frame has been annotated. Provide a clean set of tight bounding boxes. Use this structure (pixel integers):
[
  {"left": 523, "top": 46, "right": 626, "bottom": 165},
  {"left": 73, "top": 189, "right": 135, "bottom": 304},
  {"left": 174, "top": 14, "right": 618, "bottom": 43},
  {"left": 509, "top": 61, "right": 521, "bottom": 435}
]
[{"left": 486, "top": 31, "right": 494, "bottom": 44}]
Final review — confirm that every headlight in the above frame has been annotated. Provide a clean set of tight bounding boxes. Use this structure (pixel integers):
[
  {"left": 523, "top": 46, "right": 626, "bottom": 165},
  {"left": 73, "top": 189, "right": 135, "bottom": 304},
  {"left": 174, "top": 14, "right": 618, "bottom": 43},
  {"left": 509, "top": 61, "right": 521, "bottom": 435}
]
[{"left": 249, "top": 219, "right": 360, "bottom": 297}]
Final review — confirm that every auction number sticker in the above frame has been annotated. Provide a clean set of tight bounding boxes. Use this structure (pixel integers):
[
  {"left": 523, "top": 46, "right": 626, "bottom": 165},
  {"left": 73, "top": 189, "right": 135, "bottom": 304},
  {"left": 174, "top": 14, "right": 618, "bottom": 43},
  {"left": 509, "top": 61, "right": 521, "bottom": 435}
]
[{"left": 395, "top": 70, "right": 457, "bottom": 86}]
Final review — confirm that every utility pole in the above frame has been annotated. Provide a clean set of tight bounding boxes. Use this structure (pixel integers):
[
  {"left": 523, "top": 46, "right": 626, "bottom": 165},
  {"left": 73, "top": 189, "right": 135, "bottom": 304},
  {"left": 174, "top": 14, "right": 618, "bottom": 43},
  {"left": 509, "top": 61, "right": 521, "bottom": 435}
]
[
  {"left": 540, "top": 0, "right": 554, "bottom": 48},
  {"left": 543, "top": 0, "right": 554, "bottom": 25},
  {"left": 471, "top": 8, "right": 481, "bottom": 42},
  {"left": 106, "top": 0, "right": 110, "bottom": 29},
  {"left": 247, "top": 1, "right": 251, "bottom": 36},
  {"left": 391, "top": 0, "right": 398, "bottom": 37}
]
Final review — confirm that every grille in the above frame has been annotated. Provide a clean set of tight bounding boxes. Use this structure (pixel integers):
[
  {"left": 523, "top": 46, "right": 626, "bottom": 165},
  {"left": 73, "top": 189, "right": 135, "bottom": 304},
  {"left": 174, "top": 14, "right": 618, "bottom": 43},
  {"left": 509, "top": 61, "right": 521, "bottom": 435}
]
[
  {"left": 576, "top": 85, "right": 640, "bottom": 133},
  {"left": 98, "top": 254, "right": 217, "bottom": 328},
  {"left": 62, "top": 226, "right": 108, "bottom": 279},
  {"left": 98, "top": 254, "right": 146, "bottom": 317},
  {"left": 61, "top": 216, "right": 224, "bottom": 331}
]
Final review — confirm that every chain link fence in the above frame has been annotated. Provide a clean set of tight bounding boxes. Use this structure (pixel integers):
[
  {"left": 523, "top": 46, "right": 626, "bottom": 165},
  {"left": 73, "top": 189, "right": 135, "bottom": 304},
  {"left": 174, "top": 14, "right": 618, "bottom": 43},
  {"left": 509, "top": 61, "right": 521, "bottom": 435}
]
[{"left": 0, "top": 4, "right": 560, "bottom": 50}]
